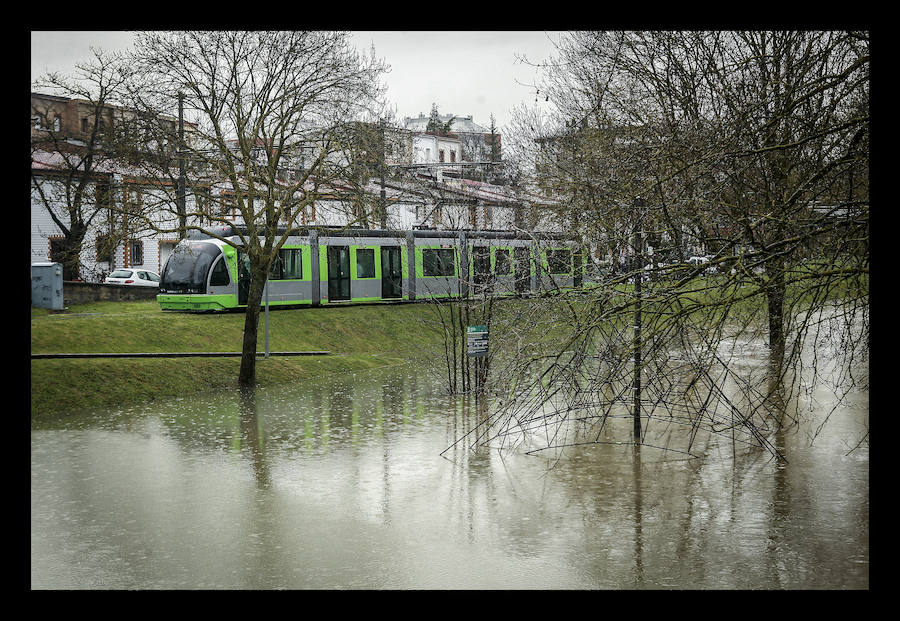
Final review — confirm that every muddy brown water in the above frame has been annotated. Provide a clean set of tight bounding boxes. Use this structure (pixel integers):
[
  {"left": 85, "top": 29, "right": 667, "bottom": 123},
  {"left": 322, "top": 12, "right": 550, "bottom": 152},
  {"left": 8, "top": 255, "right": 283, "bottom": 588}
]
[{"left": 31, "top": 347, "right": 867, "bottom": 589}]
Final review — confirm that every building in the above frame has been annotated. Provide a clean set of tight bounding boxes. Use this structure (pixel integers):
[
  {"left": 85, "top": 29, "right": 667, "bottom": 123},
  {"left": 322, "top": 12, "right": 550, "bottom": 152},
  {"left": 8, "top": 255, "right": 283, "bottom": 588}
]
[
  {"left": 412, "top": 133, "right": 462, "bottom": 166},
  {"left": 402, "top": 113, "right": 500, "bottom": 164},
  {"left": 31, "top": 95, "right": 558, "bottom": 283},
  {"left": 31, "top": 91, "right": 198, "bottom": 280}
]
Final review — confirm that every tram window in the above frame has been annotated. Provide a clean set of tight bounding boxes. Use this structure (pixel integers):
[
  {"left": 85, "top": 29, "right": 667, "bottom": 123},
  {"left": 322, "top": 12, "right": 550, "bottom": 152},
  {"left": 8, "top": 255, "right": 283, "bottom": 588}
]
[
  {"left": 210, "top": 256, "right": 230, "bottom": 286},
  {"left": 495, "top": 249, "right": 512, "bottom": 275},
  {"left": 281, "top": 248, "right": 302, "bottom": 279},
  {"left": 356, "top": 248, "right": 375, "bottom": 278},
  {"left": 547, "top": 249, "right": 571, "bottom": 275},
  {"left": 269, "top": 255, "right": 282, "bottom": 280},
  {"left": 161, "top": 242, "right": 221, "bottom": 294},
  {"left": 270, "top": 248, "right": 302, "bottom": 280},
  {"left": 422, "top": 248, "right": 455, "bottom": 277}
]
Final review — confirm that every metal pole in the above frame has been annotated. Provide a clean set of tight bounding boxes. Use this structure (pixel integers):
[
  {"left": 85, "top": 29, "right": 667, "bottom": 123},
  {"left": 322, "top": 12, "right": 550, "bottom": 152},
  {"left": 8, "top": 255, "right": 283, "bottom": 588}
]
[
  {"left": 264, "top": 282, "right": 270, "bottom": 359},
  {"left": 379, "top": 119, "right": 387, "bottom": 229},
  {"left": 633, "top": 220, "right": 642, "bottom": 441},
  {"left": 177, "top": 93, "right": 186, "bottom": 239}
]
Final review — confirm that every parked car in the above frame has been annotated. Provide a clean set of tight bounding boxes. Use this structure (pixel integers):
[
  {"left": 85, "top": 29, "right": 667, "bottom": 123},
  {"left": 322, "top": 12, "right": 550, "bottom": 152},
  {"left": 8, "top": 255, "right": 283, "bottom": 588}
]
[
  {"left": 687, "top": 255, "right": 719, "bottom": 274},
  {"left": 104, "top": 269, "right": 160, "bottom": 287}
]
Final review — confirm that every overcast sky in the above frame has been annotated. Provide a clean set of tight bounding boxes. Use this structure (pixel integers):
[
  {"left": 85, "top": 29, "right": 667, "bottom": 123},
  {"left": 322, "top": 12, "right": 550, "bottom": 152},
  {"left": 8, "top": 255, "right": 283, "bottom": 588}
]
[{"left": 30, "top": 30, "right": 561, "bottom": 131}]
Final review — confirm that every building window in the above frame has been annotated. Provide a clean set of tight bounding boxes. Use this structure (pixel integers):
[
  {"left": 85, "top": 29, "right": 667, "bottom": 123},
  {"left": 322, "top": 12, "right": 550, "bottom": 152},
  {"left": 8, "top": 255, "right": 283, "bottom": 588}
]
[
  {"left": 439, "top": 149, "right": 445, "bottom": 163},
  {"left": 195, "top": 190, "right": 212, "bottom": 225},
  {"left": 219, "top": 192, "right": 238, "bottom": 218},
  {"left": 123, "top": 186, "right": 143, "bottom": 214},
  {"left": 450, "top": 150, "right": 456, "bottom": 163},
  {"left": 95, "top": 233, "right": 116, "bottom": 265},
  {"left": 81, "top": 117, "right": 90, "bottom": 133},
  {"left": 130, "top": 240, "right": 144, "bottom": 266}
]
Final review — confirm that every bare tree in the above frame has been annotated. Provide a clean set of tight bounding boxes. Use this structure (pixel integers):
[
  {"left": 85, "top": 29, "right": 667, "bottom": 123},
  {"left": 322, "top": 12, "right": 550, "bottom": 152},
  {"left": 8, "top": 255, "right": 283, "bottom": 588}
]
[
  {"left": 123, "top": 30, "right": 388, "bottom": 387},
  {"left": 31, "top": 48, "right": 135, "bottom": 281},
  {"left": 487, "top": 31, "right": 869, "bottom": 461}
]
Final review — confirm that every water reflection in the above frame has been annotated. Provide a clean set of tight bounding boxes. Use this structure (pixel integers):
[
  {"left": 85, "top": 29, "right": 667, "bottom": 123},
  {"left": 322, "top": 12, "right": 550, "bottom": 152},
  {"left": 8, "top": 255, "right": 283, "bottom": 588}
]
[
  {"left": 238, "top": 386, "right": 269, "bottom": 488},
  {"left": 632, "top": 444, "right": 644, "bottom": 587},
  {"left": 31, "top": 358, "right": 867, "bottom": 589}
]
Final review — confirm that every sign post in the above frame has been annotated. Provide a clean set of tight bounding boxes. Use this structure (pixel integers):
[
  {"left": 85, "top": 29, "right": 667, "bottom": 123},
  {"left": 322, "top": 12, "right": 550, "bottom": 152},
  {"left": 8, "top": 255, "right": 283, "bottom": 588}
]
[
  {"left": 467, "top": 325, "right": 489, "bottom": 399},
  {"left": 466, "top": 325, "right": 489, "bottom": 358}
]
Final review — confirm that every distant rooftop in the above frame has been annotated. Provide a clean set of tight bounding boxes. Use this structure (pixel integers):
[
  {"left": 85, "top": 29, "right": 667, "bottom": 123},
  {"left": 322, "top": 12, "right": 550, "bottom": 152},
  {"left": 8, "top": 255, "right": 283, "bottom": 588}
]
[{"left": 403, "top": 113, "right": 490, "bottom": 134}]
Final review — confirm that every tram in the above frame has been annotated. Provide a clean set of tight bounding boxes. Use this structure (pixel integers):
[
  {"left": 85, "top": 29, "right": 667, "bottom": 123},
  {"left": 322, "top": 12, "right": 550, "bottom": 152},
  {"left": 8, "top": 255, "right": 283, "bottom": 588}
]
[{"left": 157, "top": 225, "right": 585, "bottom": 311}]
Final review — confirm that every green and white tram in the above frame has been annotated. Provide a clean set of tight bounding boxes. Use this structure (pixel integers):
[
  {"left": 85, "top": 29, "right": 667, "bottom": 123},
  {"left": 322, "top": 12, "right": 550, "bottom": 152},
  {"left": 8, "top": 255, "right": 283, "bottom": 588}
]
[{"left": 157, "top": 225, "right": 585, "bottom": 311}]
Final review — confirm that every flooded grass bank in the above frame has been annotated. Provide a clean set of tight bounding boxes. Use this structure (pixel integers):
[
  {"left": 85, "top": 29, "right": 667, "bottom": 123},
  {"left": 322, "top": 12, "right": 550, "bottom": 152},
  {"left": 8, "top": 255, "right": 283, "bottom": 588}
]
[
  {"left": 31, "top": 299, "right": 446, "bottom": 417},
  {"left": 31, "top": 359, "right": 868, "bottom": 589}
]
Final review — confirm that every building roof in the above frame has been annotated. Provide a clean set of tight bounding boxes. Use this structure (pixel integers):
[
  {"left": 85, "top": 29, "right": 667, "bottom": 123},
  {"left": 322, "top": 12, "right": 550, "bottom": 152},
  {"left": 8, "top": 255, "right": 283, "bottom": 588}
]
[{"left": 403, "top": 114, "right": 489, "bottom": 134}]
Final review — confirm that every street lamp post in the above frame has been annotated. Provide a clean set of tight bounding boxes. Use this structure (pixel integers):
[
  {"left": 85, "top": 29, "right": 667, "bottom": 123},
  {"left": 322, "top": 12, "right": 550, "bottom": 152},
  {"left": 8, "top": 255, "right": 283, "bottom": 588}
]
[{"left": 632, "top": 198, "right": 644, "bottom": 442}]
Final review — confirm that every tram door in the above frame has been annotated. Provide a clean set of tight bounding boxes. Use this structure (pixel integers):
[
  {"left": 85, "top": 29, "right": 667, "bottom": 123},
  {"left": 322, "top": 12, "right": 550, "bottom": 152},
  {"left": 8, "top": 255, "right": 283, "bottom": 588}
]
[
  {"left": 327, "top": 246, "right": 351, "bottom": 301},
  {"left": 473, "top": 245, "right": 492, "bottom": 290},
  {"left": 514, "top": 246, "right": 530, "bottom": 293},
  {"left": 381, "top": 246, "right": 402, "bottom": 299}
]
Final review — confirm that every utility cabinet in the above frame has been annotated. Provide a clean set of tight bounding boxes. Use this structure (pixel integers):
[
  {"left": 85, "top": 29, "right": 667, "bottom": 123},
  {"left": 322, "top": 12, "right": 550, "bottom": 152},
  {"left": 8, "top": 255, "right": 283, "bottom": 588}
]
[{"left": 31, "top": 262, "right": 64, "bottom": 310}]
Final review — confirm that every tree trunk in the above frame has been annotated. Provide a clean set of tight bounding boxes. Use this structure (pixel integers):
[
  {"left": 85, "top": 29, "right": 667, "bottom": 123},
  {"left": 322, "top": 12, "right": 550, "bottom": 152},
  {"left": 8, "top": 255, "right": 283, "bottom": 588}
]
[
  {"left": 62, "top": 225, "right": 87, "bottom": 281},
  {"left": 238, "top": 268, "right": 267, "bottom": 387},
  {"left": 765, "top": 257, "right": 786, "bottom": 369}
]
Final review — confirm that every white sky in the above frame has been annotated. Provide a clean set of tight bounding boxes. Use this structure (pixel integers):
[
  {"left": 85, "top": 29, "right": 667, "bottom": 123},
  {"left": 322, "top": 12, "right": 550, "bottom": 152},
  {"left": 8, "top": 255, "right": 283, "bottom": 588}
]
[{"left": 31, "top": 30, "right": 562, "bottom": 131}]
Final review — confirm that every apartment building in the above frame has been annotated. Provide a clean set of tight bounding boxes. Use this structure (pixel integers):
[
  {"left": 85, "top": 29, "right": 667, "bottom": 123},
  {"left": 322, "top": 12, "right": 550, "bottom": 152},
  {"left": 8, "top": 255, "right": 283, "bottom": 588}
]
[{"left": 31, "top": 95, "right": 556, "bottom": 282}]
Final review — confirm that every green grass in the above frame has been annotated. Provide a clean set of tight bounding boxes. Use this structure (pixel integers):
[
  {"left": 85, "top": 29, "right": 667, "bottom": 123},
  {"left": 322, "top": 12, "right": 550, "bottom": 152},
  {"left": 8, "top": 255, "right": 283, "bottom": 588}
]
[
  {"left": 31, "top": 268, "right": 867, "bottom": 419},
  {"left": 31, "top": 300, "right": 444, "bottom": 418},
  {"left": 32, "top": 301, "right": 441, "bottom": 355}
]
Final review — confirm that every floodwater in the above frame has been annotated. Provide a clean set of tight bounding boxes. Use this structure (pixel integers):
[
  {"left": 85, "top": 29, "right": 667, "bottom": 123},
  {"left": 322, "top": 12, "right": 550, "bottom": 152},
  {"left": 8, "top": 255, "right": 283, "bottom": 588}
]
[{"left": 31, "top": 354, "right": 868, "bottom": 589}]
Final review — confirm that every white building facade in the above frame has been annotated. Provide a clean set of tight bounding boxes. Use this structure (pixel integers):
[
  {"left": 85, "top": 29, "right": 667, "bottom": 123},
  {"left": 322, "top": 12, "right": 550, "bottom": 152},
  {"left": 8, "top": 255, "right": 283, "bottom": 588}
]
[
  {"left": 31, "top": 99, "right": 558, "bottom": 283},
  {"left": 412, "top": 133, "right": 461, "bottom": 166}
]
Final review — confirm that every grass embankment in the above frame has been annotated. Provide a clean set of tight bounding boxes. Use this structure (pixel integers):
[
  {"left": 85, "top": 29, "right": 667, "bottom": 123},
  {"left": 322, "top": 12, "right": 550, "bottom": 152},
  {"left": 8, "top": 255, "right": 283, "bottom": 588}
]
[
  {"left": 31, "top": 300, "right": 444, "bottom": 417},
  {"left": 32, "top": 271, "right": 866, "bottom": 418}
]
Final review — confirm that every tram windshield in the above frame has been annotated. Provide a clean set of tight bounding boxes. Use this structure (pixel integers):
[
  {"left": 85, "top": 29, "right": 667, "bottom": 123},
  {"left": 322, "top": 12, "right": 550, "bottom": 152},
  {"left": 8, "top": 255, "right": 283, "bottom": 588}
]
[{"left": 160, "top": 242, "right": 222, "bottom": 294}]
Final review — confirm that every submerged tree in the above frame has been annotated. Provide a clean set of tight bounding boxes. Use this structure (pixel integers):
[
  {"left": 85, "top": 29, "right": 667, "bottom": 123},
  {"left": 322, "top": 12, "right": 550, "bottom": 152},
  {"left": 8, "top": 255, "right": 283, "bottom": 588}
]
[
  {"left": 486, "top": 30, "right": 869, "bottom": 461},
  {"left": 123, "top": 30, "right": 388, "bottom": 387}
]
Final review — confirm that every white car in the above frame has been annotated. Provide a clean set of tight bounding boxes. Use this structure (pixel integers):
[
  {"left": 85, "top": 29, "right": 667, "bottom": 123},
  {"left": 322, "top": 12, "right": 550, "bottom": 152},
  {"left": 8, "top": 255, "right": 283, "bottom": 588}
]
[
  {"left": 687, "top": 255, "right": 719, "bottom": 274},
  {"left": 104, "top": 269, "right": 160, "bottom": 287}
]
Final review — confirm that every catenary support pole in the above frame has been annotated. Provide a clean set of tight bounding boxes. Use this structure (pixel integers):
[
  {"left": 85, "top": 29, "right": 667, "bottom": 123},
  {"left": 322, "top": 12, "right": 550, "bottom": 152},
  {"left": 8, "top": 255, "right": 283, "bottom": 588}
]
[
  {"left": 633, "top": 220, "right": 642, "bottom": 441},
  {"left": 177, "top": 92, "right": 186, "bottom": 239}
]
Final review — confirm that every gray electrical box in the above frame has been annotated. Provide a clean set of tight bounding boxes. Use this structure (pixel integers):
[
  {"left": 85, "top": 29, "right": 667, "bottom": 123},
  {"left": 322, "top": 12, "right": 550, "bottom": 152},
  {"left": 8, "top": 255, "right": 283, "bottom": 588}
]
[{"left": 32, "top": 262, "right": 64, "bottom": 310}]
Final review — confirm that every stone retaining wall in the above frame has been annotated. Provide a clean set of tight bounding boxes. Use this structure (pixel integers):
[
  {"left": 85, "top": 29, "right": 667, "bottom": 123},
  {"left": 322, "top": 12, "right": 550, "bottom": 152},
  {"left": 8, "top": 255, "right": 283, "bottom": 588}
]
[{"left": 63, "top": 281, "right": 159, "bottom": 306}]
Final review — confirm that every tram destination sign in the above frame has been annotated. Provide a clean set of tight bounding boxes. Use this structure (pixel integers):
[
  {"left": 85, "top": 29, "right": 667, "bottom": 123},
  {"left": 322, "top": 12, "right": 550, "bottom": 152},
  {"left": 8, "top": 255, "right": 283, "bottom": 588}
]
[{"left": 467, "top": 325, "right": 489, "bottom": 358}]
